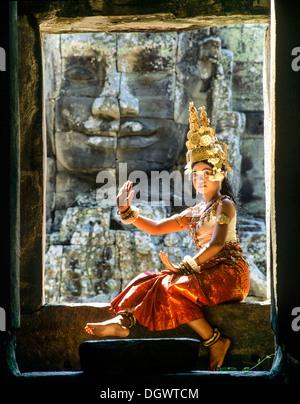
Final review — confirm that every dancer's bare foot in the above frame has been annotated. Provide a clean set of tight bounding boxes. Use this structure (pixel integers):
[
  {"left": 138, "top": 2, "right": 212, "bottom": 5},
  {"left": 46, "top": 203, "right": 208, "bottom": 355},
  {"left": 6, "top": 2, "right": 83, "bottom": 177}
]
[
  {"left": 207, "top": 336, "right": 231, "bottom": 371},
  {"left": 85, "top": 315, "right": 130, "bottom": 338}
]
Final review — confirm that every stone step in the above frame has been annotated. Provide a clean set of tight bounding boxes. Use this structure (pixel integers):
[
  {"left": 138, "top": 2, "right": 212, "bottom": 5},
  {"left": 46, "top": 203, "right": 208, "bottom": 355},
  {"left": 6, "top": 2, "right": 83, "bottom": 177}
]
[
  {"left": 79, "top": 338, "right": 200, "bottom": 375},
  {"left": 17, "top": 301, "right": 274, "bottom": 372}
]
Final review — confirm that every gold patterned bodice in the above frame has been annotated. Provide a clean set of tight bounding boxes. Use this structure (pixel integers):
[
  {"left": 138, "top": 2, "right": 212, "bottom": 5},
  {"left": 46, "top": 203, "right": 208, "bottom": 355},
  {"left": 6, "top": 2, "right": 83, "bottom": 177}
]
[{"left": 185, "top": 196, "right": 239, "bottom": 251}]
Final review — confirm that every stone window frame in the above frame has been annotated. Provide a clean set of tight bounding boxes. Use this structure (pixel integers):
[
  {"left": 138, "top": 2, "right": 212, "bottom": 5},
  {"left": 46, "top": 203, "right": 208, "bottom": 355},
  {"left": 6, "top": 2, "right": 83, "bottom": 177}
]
[
  {"left": 19, "top": 9, "right": 273, "bottom": 314},
  {"left": 8, "top": 0, "right": 299, "bottom": 384}
]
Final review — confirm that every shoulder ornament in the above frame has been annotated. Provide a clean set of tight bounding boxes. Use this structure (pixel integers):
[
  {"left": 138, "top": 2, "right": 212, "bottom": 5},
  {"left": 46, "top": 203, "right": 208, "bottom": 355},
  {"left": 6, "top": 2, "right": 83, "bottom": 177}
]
[{"left": 216, "top": 212, "right": 230, "bottom": 225}]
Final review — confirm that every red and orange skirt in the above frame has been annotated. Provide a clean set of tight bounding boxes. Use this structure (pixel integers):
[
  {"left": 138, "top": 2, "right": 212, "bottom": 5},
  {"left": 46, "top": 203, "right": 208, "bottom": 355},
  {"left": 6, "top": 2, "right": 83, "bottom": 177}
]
[{"left": 111, "top": 243, "right": 250, "bottom": 331}]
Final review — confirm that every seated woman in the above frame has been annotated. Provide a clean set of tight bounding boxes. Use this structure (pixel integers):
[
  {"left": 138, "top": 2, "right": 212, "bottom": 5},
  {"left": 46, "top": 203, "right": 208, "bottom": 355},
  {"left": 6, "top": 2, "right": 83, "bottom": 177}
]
[{"left": 85, "top": 103, "right": 250, "bottom": 371}]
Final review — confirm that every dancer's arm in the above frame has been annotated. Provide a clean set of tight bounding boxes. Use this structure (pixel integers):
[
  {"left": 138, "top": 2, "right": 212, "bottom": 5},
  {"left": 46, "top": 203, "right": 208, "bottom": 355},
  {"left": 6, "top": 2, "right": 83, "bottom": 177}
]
[
  {"left": 117, "top": 180, "right": 188, "bottom": 235},
  {"left": 193, "top": 198, "right": 235, "bottom": 265}
]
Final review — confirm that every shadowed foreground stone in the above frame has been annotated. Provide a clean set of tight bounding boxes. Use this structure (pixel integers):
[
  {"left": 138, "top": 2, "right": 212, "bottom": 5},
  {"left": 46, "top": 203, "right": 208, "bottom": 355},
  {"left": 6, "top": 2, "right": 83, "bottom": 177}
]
[
  {"left": 17, "top": 301, "right": 274, "bottom": 372},
  {"left": 79, "top": 338, "right": 200, "bottom": 375}
]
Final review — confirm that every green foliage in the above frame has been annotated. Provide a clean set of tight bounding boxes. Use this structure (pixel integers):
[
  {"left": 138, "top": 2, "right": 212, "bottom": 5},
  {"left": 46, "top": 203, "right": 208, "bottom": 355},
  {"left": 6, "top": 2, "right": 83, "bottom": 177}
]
[{"left": 217, "top": 353, "right": 275, "bottom": 372}]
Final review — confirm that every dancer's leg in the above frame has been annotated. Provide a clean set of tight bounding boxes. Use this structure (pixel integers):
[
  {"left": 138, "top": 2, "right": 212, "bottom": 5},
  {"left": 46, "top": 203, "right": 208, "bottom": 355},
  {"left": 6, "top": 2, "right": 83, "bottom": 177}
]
[
  {"left": 187, "top": 317, "right": 231, "bottom": 371},
  {"left": 85, "top": 314, "right": 131, "bottom": 338}
]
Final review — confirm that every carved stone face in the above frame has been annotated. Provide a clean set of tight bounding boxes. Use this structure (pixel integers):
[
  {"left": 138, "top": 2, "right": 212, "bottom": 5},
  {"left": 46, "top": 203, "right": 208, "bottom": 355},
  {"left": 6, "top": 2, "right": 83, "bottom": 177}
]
[
  {"left": 54, "top": 33, "right": 190, "bottom": 177},
  {"left": 44, "top": 31, "right": 221, "bottom": 210}
]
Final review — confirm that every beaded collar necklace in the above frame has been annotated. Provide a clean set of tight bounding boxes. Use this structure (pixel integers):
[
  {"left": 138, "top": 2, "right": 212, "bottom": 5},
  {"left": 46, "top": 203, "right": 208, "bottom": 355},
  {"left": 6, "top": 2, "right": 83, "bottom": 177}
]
[{"left": 187, "top": 195, "right": 235, "bottom": 251}]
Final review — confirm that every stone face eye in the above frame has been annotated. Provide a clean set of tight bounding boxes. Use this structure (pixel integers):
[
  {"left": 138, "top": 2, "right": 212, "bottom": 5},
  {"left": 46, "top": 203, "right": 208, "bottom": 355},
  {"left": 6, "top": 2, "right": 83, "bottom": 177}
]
[{"left": 65, "top": 66, "right": 94, "bottom": 81}]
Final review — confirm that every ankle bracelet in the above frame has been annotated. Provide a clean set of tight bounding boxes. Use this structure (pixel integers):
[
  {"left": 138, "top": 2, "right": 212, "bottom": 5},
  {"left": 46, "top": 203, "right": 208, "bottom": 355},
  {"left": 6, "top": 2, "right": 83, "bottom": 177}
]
[
  {"left": 202, "top": 328, "right": 221, "bottom": 347},
  {"left": 119, "top": 311, "right": 137, "bottom": 329}
]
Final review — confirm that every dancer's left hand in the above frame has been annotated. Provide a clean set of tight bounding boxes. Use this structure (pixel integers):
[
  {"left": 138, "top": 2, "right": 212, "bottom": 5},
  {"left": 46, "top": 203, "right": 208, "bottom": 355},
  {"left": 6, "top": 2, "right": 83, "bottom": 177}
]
[{"left": 159, "top": 251, "right": 181, "bottom": 274}]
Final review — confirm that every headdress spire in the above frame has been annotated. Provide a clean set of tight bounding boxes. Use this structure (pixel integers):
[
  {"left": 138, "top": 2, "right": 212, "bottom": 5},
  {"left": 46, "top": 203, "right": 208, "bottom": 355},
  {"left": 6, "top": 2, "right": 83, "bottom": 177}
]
[{"left": 185, "top": 102, "right": 232, "bottom": 181}]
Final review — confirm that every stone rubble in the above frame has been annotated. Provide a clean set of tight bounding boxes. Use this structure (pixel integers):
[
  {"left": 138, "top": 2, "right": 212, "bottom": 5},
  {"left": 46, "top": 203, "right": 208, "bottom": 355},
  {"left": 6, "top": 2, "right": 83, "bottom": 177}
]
[{"left": 45, "top": 197, "right": 267, "bottom": 302}]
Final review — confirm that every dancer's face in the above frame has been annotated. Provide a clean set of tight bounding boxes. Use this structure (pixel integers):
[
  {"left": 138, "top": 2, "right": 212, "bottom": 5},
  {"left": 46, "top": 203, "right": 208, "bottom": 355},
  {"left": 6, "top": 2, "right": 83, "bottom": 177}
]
[{"left": 192, "top": 162, "right": 224, "bottom": 196}]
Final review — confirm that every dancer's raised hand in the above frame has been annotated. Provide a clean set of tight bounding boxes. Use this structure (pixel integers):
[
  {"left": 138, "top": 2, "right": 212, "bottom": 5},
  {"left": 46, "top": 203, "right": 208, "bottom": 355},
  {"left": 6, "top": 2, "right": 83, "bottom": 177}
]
[{"left": 117, "top": 180, "right": 135, "bottom": 212}]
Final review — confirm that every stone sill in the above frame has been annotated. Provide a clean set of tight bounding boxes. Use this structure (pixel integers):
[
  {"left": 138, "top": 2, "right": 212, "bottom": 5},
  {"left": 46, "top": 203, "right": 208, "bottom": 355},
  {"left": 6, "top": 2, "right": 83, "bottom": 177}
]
[
  {"left": 12, "top": 368, "right": 279, "bottom": 389},
  {"left": 17, "top": 300, "right": 274, "bottom": 373}
]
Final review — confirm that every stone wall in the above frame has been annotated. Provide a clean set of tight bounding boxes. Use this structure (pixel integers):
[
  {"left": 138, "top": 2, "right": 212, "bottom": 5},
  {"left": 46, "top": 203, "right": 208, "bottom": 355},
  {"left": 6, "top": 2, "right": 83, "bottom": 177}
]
[
  {"left": 44, "top": 26, "right": 268, "bottom": 304},
  {"left": 219, "top": 24, "right": 268, "bottom": 216}
]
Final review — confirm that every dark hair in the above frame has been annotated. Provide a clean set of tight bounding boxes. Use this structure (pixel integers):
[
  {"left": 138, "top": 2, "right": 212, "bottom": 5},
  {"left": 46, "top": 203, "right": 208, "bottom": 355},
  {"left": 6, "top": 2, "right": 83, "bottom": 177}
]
[{"left": 191, "top": 160, "right": 236, "bottom": 204}]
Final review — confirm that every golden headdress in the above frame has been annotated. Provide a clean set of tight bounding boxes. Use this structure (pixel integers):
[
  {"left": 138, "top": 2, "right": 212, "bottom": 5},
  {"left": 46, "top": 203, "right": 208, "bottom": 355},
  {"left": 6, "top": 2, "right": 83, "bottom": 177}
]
[{"left": 185, "top": 102, "right": 232, "bottom": 181}]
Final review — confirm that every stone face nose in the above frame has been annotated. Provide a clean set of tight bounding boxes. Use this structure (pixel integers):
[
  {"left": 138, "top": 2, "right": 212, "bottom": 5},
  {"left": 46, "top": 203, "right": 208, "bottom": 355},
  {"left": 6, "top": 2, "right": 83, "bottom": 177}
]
[
  {"left": 119, "top": 94, "right": 139, "bottom": 118},
  {"left": 92, "top": 96, "right": 120, "bottom": 120}
]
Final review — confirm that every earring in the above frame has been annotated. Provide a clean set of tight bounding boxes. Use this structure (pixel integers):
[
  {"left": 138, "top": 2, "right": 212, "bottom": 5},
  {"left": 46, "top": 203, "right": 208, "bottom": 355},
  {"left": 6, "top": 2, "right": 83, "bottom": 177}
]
[{"left": 219, "top": 181, "right": 222, "bottom": 191}]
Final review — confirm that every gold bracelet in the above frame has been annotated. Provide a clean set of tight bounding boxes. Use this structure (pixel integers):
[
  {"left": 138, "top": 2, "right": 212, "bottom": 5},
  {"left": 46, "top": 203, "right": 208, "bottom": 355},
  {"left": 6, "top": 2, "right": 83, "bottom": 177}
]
[
  {"left": 183, "top": 255, "right": 200, "bottom": 273},
  {"left": 179, "top": 261, "right": 193, "bottom": 275},
  {"left": 119, "top": 206, "right": 139, "bottom": 224},
  {"left": 121, "top": 207, "right": 134, "bottom": 220},
  {"left": 116, "top": 205, "right": 131, "bottom": 215}
]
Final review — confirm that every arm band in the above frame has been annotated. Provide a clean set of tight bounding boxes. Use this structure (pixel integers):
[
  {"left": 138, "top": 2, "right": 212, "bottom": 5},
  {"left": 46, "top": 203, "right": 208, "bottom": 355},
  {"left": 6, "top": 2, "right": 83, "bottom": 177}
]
[{"left": 216, "top": 212, "right": 230, "bottom": 225}]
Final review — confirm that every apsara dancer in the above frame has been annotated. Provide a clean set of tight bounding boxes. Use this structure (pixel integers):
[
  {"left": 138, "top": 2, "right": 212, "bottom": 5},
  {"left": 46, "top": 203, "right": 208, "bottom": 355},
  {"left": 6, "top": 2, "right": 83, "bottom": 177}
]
[{"left": 85, "top": 103, "right": 250, "bottom": 371}]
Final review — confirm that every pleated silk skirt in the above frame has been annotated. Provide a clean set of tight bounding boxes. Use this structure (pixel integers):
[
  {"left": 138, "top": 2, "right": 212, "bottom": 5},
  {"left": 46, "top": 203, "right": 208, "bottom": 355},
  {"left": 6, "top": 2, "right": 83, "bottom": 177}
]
[{"left": 110, "top": 243, "right": 250, "bottom": 331}]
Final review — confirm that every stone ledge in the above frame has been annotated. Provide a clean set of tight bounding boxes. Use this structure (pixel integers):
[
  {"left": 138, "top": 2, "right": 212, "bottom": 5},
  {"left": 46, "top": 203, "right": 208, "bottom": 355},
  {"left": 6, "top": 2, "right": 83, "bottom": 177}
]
[
  {"left": 39, "top": 14, "right": 270, "bottom": 34},
  {"left": 17, "top": 301, "right": 274, "bottom": 372}
]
